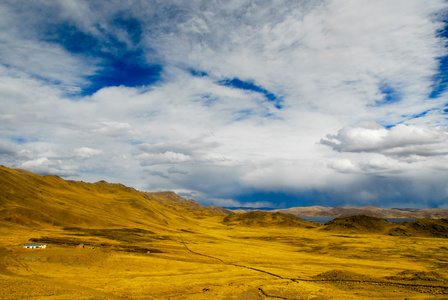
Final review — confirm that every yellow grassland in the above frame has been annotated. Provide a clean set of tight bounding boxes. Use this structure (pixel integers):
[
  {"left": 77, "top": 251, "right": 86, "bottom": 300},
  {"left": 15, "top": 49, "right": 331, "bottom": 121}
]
[{"left": 0, "top": 166, "right": 448, "bottom": 299}]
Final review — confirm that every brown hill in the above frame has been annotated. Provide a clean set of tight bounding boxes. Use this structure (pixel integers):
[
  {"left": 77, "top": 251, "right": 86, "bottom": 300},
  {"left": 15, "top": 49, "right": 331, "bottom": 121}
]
[
  {"left": 388, "top": 218, "right": 448, "bottom": 238},
  {"left": 274, "top": 205, "right": 448, "bottom": 219},
  {"left": 223, "top": 211, "right": 320, "bottom": 228},
  {"left": 322, "top": 215, "right": 448, "bottom": 238},
  {"left": 145, "top": 191, "right": 233, "bottom": 218},
  {"left": 0, "top": 166, "right": 224, "bottom": 230},
  {"left": 323, "top": 215, "right": 391, "bottom": 233},
  {"left": 2, "top": 165, "right": 446, "bottom": 240}
]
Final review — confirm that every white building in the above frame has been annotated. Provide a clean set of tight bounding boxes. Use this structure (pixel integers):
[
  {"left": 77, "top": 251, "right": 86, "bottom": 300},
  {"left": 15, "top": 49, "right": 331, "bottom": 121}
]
[{"left": 23, "top": 243, "right": 46, "bottom": 249}]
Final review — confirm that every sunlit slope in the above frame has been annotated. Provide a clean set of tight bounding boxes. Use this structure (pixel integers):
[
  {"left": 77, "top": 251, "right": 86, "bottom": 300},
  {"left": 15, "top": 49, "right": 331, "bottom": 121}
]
[
  {"left": 0, "top": 166, "right": 224, "bottom": 229},
  {"left": 145, "top": 191, "right": 233, "bottom": 218}
]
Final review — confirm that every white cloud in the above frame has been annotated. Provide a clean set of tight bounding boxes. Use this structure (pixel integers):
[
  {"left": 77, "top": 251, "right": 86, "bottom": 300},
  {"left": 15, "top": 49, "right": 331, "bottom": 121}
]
[
  {"left": 0, "top": 3, "right": 98, "bottom": 91},
  {"left": 327, "top": 159, "right": 360, "bottom": 174},
  {"left": 91, "top": 120, "right": 136, "bottom": 138},
  {"left": 321, "top": 123, "right": 448, "bottom": 157},
  {"left": 1, "top": 0, "right": 448, "bottom": 208},
  {"left": 73, "top": 147, "right": 103, "bottom": 158},
  {"left": 19, "top": 158, "right": 78, "bottom": 177},
  {"left": 137, "top": 151, "right": 192, "bottom": 166}
]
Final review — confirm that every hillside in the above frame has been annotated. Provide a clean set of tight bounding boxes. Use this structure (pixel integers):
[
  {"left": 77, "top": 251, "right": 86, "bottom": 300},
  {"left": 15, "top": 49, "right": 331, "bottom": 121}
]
[
  {"left": 1, "top": 166, "right": 448, "bottom": 299},
  {"left": 0, "top": 165, "right": 224, "bottom": 230},
  {"left": 222, "top": 211, "right": 320, "bottom": 228},
  {"left": 388, "top": 218, "right": 448, "bottom": 238},
  {"left": 274, "top": 205, "right": 448, "bottom": 219},
  {"left": 323, "top": 215, "right": 391, "bottom": 233},
  {"left": 145, "top": 191, "right": 233, "bottom": 218},
  {"left": 323, "top": 215, "right": 448, "bottom": 238}
]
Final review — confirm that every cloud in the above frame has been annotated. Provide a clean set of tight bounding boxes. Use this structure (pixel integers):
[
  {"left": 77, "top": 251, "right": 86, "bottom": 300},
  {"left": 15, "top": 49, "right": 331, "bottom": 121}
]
[
  {"left": 18, "top": 158, "right": 78, "bottom": 177},
  {"left": 0, "top": 141, "right": 18, "bottom": 156},
  {"left": 203, "top": 198, "right": 275, "bottom": 209},
  {"left": 1, "top": 0, "right": 448, "bottom": 208},
  {"left": 144, "top": 169, "right": 170, "bottom": 180},
  {"left": 73, "top": 147, "right": 103, "bottom": 159},
  {"left": 321, "top": 122, "right": 448, "bottom": 157},
  {"left": 326, "top": 159, "right": 360, "bottom": 174},
  {"left": 137, "top": 151, "right": 192, "bottom": 166},
  {"left": 90, "top": 120, "right": 135, "bottom": 137},
  {"left": 0, "top": 3, "right": 98, "bottom": 92}
]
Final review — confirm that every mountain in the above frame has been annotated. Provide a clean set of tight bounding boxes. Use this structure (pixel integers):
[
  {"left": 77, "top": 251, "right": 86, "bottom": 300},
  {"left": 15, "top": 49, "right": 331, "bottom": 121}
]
[
  {"left": 0, "top": 165, "right": 225, "bottom": 230},
  {"left": 223, "top": 211, "right": 320, "bottom": 228},
  {"left": 322, "top": 215, "right": 448, "bottom": 238},
  {"left": 145, "top": 191, "right": 233, "bottom": 218},
  {"left": 2, "top": 166, "right": 448, "bottom": 300},
  {"left": 323, "top": 215, "right": 391, "bottom": 233},
  {"left": 273, "top": 205, "right": 448, "bottom": 219},
  {"left": 1, "top": 165, "right": 447, "bottom": 240},
  {"left": 388, "top": 218, "right": 448, "bottom": 238}
]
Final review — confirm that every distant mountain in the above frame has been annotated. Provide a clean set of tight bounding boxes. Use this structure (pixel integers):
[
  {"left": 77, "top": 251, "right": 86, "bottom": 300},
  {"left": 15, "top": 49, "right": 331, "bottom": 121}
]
[
  {"left": 222, "top": 211, "right": 320, "bottom": 228},
  {"left": 273, "top": 205, "right": 448, "bottom": 219},
  {"left": 223, "top": 207, "right": 277, "bottom": 211},
  {"left": 323, "top": 215, "right": 392, "bottom": 233},
  {"left": 322, "top": 215, "right": 448, "bottom": 238}
]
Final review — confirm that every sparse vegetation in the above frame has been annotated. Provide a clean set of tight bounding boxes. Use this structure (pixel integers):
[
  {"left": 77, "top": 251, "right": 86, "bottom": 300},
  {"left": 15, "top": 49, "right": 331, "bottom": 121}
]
[
  {"left": 223, "top": 210, "right": 320, "bottom": 228},
  {"left": 0, "top": 166, "right": 447, "bottom": 299},
  {"left": 323, "top": 215, "right": 448, "bottom": 238}
]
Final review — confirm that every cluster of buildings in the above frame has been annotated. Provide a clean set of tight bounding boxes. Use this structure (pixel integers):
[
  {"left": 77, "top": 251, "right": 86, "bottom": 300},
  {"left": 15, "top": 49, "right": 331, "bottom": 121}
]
[
  {"left": 23, "top": 243, "right": 46, "bottom": 249},
  {"left": 23, "top": 243, "right": 100, "bottom": 249}
]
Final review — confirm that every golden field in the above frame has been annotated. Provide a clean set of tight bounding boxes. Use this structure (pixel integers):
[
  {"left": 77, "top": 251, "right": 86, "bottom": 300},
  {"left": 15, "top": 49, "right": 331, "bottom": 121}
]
[{"left": 0, "top": 166, "right": 447, "bottom": 299}]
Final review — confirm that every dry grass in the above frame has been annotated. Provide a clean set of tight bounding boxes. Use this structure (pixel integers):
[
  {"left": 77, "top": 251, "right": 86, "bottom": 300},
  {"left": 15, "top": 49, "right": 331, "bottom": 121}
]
[
  {"left": 1, "top": 221, "right": 448, "bottom": 299},
  {"left": 1, "top": 166, "right": 448, "bottom": 299}
]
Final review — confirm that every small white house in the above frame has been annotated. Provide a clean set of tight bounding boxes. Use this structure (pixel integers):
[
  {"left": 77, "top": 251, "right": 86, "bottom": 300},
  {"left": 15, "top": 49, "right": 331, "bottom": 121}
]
[{"left": 23, "top": 243, "right": 46, "bottom": 249}]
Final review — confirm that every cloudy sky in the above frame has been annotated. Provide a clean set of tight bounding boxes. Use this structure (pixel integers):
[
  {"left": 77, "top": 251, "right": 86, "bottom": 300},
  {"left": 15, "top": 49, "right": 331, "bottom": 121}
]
[{"left": 1, "top": 0, "right": 448, "bottom": 209}]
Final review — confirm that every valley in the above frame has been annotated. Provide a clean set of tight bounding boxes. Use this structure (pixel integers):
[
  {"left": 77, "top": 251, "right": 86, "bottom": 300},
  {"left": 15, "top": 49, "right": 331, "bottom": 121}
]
[{"left": 1, "top": 166, "right": 447, "bottom": 299}]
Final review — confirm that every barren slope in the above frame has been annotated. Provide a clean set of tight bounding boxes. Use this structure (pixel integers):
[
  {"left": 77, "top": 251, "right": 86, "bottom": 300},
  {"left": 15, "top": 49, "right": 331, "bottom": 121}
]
[
  {"left": 323, "top": 215, "right": 448, "bottom": 238},
  {"left": 223, "top": 211, "right": 320, "bottom": 228},
  {"left": 275, "top": 205, "right": 448, "bottom": 218},
  {"left": 0, "top": 165, "right": 223, "bottom": 231}
]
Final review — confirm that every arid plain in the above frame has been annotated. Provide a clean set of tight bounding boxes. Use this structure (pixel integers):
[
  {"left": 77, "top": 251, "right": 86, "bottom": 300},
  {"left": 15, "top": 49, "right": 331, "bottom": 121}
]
[{"left": 1, "top": 166, "right": 447, "bottom": 299}]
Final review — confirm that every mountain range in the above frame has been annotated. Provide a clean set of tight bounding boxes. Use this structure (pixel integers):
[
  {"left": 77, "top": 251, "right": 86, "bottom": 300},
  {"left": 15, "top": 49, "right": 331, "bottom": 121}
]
[
  {"left": 0, "top": 165, "right": 227, "bottom": 231},
  {"left": 272, "top": 205, "right": 448, "bottom": 219},
  {"left": 1, "top": 165, "right": 447, "bottom": 236},
  {"left": 0, "top": 166, "right": 448, "bottom": 228}
]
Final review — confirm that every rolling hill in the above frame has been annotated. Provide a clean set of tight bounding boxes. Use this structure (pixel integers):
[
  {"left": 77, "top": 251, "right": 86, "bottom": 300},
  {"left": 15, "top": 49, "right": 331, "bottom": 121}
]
[
  {"left": 1, "top": 165, "right": 447, "bottom": 239},
  {"left": 222, "top": 211, "right": 320, "bottom": 228},
  {"left": 323, "top": 215, "right": 391, "bottom": 233},
  {"left": 274, "top": 205, "right": 448, "bottom": 219},
  {"left": 322, "top": 215, "right": 448, "bottom": 238},
  {"left": 0, "top": 165, "right": 226, "bottom": 230}
]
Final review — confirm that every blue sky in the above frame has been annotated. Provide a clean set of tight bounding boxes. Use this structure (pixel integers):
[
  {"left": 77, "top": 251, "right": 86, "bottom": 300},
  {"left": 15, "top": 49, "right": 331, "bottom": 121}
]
[{"left": 1, "top": 0, "right": 448, "bottom": 208}]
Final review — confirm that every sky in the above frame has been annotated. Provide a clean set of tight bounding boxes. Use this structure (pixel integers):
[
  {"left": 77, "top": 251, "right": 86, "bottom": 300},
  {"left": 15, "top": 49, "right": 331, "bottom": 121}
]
[{"left": 1, "top": 0, "right": 448, "bottom": 209}]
